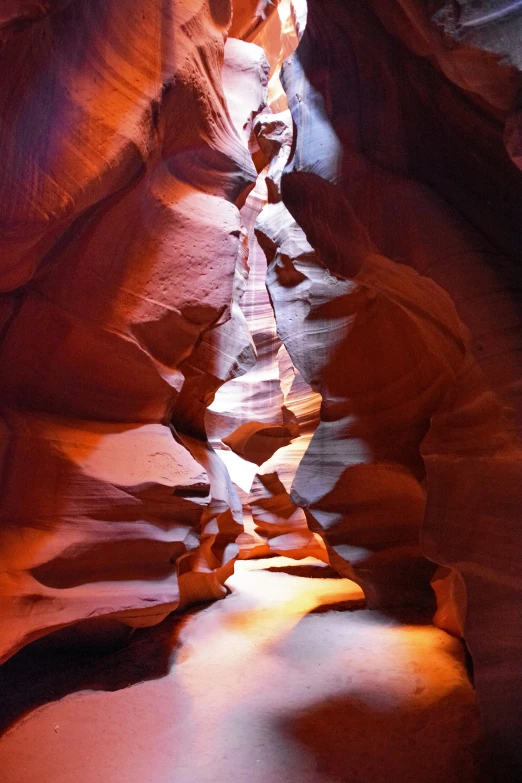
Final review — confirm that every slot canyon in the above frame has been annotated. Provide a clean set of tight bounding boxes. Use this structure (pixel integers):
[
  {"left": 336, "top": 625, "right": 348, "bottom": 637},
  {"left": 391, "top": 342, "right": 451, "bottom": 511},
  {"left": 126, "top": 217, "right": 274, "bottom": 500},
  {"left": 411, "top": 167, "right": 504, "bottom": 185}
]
[{"left": 0, "top": 0, "right": 521, "bottom": 780}]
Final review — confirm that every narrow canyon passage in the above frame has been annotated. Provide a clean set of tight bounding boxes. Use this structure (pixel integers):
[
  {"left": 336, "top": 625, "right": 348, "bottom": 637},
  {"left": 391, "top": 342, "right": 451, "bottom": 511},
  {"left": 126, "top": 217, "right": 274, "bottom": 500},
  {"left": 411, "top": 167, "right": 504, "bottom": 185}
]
[{"left": 1, "top": 1, "right": 521, "bottom": 781}]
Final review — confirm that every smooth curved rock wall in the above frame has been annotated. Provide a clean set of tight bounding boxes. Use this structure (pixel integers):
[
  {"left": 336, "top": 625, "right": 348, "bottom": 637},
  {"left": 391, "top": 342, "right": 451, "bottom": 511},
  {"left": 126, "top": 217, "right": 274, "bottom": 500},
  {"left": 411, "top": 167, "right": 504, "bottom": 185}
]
[
  {"left": 257, "top": 1, "right": 522, "bottom": 774},
  {"left": 0, "top": 0, "right": 261, "bottom": 662}
]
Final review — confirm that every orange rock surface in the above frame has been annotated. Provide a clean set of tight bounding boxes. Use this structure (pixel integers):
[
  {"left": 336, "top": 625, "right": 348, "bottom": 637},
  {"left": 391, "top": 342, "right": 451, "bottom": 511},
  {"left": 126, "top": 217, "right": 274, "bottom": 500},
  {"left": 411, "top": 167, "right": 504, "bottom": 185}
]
[{"left": 0, "top": 0, "right": 521, "bottom": 777}]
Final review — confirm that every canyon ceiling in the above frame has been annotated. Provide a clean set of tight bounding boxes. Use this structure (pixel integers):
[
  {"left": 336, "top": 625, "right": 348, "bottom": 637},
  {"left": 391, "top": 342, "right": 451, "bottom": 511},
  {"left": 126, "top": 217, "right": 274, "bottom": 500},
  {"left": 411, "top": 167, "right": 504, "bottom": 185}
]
[{"left": 0, "top": 0, "right": 521, "bottom": 777}]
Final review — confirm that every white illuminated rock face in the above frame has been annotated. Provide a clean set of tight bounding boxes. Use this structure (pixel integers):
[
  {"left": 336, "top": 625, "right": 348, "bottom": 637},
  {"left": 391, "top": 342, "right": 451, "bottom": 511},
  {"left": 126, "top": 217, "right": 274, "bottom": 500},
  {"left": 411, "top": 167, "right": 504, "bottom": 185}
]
[{"left": 205, "top": 3, "right": 327, "bottom": 564}]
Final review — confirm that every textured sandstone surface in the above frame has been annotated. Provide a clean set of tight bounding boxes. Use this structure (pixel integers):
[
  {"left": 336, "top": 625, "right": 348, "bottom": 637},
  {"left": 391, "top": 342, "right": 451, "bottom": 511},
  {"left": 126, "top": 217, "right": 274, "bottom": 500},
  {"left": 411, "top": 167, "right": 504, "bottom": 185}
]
[
  {"left": 0, "top": 0, "right": 311, "bottom": 664},
  {"left": 0, "top": 0, "right": 262, "bottom": 661},
  {"left": 0, "top": 0, "right": 521, "bottom": 777},
  {"left": 264, "top": 2, "right": 522, "bottom": 773}
]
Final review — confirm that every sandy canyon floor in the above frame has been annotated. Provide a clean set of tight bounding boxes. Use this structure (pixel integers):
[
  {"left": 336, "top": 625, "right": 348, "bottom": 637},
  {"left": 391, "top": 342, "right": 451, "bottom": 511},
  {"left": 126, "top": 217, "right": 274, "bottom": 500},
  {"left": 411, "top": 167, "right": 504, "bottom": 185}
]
[{"left": 0, "top": 557, "right": 487, "bottom": 783}]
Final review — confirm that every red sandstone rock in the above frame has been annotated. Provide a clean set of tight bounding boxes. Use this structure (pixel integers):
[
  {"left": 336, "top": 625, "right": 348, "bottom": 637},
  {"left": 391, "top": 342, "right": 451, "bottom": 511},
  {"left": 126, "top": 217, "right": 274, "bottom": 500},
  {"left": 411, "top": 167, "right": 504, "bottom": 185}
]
[
  {"left": 222, "top": 420, "right": 298, "bottom": 465},
  {"left": 1, "top": 1, "right": 521, "bottom": 776},
  {"left": 0, "top": 1, "right": 72, "bottom": 44},
  {"left": 0, "top": 413, "right": 214, "bottom": 659},
  {"left": 229, "top": 0, "right": 279, "bottom": 40},
  {"left": 262, "top": 6, "right": 522, "bottom": 772},
  {"left": 0, "top": 0, "right": 259, "bottom": 662}
]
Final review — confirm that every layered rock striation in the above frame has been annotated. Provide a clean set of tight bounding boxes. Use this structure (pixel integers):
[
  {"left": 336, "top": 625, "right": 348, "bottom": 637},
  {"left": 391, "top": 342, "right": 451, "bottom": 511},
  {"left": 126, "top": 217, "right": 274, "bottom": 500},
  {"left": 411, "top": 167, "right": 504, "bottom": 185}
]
[
  {"left": 0, "top": 0, "right": 264, "bottom": 661},
  {"left": 254, "top": 1, "right": 522, "bottom": 773},
  {"left": 0, "top": 0, "right": 521, "bottom": 775}
]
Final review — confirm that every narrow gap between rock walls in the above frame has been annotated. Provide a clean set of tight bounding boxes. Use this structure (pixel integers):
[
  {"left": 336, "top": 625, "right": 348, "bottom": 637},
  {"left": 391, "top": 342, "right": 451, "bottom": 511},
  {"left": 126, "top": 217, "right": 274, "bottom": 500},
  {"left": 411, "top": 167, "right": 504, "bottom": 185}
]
[{"left": 203, "top": 0, "right": 328, "bottom": 569}]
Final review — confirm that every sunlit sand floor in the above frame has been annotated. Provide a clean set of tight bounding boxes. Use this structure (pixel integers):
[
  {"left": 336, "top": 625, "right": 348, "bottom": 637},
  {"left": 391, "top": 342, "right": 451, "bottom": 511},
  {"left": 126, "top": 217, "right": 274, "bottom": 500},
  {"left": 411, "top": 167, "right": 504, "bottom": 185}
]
[{"left": 0, "top": 558, "right": 486, "bottom": 783}]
